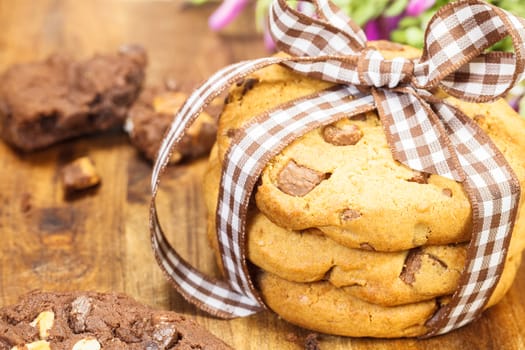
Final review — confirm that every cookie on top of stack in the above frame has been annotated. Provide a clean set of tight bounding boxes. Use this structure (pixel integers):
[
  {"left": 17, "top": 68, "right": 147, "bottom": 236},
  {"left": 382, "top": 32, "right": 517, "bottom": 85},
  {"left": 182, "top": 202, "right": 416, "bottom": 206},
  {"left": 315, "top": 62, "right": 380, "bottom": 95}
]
[{"left": 203, "top": 41, "right": 525, "bottom": 338}]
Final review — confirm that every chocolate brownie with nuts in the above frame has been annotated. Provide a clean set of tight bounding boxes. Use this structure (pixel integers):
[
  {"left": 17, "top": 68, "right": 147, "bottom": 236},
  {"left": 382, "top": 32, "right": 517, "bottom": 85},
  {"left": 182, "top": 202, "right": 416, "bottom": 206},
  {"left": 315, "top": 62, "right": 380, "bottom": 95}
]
[
  {"left": 0, "top": 45, "right": 146, "bottom": 151},
  {"left": 125, "top": 87, "right": 217, "bottom": 164},
  {"left": 0, "top": 291, "right": 232, "bottom": 350}
]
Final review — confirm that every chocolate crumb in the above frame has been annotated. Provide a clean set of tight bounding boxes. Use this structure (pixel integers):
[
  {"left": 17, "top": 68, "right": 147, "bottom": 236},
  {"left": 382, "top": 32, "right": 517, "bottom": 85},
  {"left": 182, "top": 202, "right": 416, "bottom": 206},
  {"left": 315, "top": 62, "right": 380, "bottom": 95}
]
[
  {"left": 305, "top": 333, "right": 321, "bottom": 350},
  {"left": 241, "top": 78, "right": 259, "bottom": 95},
  {"left": 359, "top": 242, "right": 375, "bottom": 251},
  {"left": 164, "top": 78, "right": 178, "bottom": 91},
  {"left": 226, "top": 128, "right": 240, "bottom": 139},
  {"left": 407, "top": 172, "right": 430, "bottom": 184},
  {"left": 20, "top": 192, "right": 32, "bottom": 213},
  {"left": 235, "top": 78, "right": 245, "bottom": 87},
  {"left": 442, "top": 188, "right": 453, "bottom": 197},
  {"left": 427, "top": 254, "right": 448, "bottom": 269},
  {"left": 285, "top": 332, "right": 299, "bottom": 343},
  {"left": 341, "top": 208, "right": 361, "bottom": 221},
  {"left": 473, "top": 114, "right": 485, "bottom": 123},
  {"left": 349, "top": 113, "right": 367, "bottom": 121}
]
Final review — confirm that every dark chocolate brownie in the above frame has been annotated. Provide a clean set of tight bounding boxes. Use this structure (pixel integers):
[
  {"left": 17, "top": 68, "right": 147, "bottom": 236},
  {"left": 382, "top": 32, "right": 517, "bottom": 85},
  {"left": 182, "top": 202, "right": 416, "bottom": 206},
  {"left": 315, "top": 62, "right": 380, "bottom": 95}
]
[
  {"left": 0, "top": 291, "right": 232, "bottom": 350},
  {"left": 0, "top": 45, "right": 146, "bottom": 151},
  {"left": 125, "top": 87, "right": 217, "bottom": 164}
]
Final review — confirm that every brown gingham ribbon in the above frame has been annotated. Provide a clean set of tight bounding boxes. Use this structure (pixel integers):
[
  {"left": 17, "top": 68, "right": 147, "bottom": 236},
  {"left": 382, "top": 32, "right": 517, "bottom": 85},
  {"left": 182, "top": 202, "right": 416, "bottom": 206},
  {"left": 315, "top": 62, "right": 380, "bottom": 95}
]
[{"left": 150, "top": 0, "right": 524, "bottom": 336}]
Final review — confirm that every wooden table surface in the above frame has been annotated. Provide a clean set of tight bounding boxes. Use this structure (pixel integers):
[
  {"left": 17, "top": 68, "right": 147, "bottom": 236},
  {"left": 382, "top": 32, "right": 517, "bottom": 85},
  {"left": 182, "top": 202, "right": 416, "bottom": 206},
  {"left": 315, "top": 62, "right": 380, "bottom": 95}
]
[{"left": 0, "top": 1, "right": 524, "bottom": 349}]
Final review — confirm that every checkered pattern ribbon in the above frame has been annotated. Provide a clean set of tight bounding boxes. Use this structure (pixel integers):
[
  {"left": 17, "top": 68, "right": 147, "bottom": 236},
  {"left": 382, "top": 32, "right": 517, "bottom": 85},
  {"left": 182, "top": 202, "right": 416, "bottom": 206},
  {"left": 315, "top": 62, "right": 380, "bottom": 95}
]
[{"left": 150, "top": 0, "right": 524, "bottom": 337}]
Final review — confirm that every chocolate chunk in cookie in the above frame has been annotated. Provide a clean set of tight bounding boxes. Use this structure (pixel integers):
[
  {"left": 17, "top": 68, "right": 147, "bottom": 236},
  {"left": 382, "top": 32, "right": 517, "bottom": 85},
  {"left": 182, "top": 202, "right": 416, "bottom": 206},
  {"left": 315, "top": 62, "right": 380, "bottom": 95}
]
[
  {"left": 322, "top": 123, "right": 362, "bottom": 146},
  {"left": 277, "top": 160, "right": 330, "bottom": 196},
  {"left": 407, "top": 171, "right": 430, "bottom": 184},
  {"left": 399, "top": 249, "right": 424, "bottom": 285}
]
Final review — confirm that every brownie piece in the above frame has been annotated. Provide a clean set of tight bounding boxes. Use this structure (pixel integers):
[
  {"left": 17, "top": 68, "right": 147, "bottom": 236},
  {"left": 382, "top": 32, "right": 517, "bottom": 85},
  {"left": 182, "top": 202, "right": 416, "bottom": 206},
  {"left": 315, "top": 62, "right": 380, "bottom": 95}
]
[
  {"left": 125, "top": 87, "right": 217, "bottom": 163},
  {"left": 0, "top": 45, "right": 147, "bottom": 151},
  {"left": 0, "top": 291, "right": 232, "bottom": 350},
  {"left": 61, "top": 157, "right": 101, "bottom": 193}
]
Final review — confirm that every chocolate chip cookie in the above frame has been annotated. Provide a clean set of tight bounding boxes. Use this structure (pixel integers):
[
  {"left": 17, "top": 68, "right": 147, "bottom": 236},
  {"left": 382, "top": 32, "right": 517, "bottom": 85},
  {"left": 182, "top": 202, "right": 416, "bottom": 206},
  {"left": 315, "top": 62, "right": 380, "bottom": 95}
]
[
  {"left": 214, "top": 42, "right": 525, "bottom": 252},
  {"left": 201, "top": 41, "right": 525, "bottom": 337},
  {"left": 0, "top": 45, "right": 146, "bottom": 151},
  {"left": 0, "top": 291, "right": 231, "bottom": 349},
  {"left": 204, "top": 146, "right": 525, "bottom": 307},
  {"left": 255, "top": 254, "right": 522, "bottom": 338}
]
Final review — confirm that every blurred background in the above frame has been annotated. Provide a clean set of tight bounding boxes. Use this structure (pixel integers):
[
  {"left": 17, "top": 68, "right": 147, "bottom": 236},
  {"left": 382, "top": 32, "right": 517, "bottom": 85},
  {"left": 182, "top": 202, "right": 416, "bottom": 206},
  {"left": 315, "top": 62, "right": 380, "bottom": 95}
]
[{"left": 0, "top": 0, "right": 267, "bottom": 89}]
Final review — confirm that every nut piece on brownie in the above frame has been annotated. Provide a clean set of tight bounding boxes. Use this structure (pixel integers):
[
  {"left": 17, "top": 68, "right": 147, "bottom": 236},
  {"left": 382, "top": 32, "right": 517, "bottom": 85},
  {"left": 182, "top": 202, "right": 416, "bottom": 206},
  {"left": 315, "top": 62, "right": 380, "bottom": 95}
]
[
  {"left": 0, "top": 45, "right": 146, "bottom": 151},
  {"left": 0, "top": 291, "right": 232, "bottom": 350},
  {"left": 125, "top": 87, "right": 217, "bottom": 164}
]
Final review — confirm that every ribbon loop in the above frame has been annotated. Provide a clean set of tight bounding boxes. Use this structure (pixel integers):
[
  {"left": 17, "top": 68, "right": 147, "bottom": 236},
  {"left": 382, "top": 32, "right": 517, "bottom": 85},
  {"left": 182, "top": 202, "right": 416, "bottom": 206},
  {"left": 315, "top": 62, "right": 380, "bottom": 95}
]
[
  {"left": 270, "top": 0, "right": 365, "bottom": 57},
  {"left": 414, "top": 0, "right": 525, "bottom": 102},
  {"left": 312, "top": 0, "right": 367, "bottom": 47}
]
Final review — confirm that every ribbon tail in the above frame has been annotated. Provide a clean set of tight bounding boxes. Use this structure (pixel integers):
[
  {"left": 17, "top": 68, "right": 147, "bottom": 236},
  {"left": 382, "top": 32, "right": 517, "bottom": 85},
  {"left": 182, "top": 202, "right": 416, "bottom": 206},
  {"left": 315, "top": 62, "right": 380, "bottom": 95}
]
[
  {"left": 150, "top": 203, "right": 263, "bottom": 318},
  {"left": 150, "top": 57, "right": 291, "bottom": 319},
  {"left": 371, "top": 88, "right": 463, "bottom": 181},
  {"left": 422, "top": 101, "right": 521, "bottom": 337},
  {"left": 413, "top": 0, "right": 525, "bottom": 102},
  {"left": 218, "top": 87, "right": 375, "bottom": 305}
]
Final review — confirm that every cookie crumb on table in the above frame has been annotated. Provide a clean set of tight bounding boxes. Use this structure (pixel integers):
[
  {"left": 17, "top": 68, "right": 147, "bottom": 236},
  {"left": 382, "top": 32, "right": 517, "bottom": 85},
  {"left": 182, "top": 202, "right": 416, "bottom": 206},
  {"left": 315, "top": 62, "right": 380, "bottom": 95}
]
[
  {"left": 305, "top": 333, "right": 321, "bottom": 350},
  {"left": 20, "top": 192, "right": 31, "bottom": 213}
]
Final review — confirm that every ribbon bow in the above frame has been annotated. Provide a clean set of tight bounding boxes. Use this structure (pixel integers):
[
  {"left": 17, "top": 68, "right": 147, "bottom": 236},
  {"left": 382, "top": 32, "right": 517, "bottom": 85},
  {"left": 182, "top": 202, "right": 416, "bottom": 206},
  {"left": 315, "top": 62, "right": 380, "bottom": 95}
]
[{"left": 150, "top": 0, "right": 524, "bottom": 337}]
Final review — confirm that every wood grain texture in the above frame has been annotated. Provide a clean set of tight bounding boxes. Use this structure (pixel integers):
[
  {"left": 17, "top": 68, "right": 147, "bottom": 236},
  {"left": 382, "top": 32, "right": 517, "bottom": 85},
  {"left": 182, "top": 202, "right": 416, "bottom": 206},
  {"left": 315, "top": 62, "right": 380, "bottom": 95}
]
[{"left": 0, "top": 1, "right": 523, "bottom": 349}]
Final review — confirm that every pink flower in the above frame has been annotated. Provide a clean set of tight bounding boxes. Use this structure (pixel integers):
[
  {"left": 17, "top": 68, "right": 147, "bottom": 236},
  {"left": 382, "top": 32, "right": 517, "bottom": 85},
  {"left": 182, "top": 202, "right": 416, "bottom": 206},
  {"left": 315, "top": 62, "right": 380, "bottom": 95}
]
[
  {"left": 364, "top": 16, "right": 402, "bottom": 40},
  {"left": 406, "top": 0, "right": 436, "bottom": 16},
  {"left": 263, "top": 21, "right": 276, "bottom": 51},
  {"left": 208, "top": 0, "right": 250, "bottom": 30}
]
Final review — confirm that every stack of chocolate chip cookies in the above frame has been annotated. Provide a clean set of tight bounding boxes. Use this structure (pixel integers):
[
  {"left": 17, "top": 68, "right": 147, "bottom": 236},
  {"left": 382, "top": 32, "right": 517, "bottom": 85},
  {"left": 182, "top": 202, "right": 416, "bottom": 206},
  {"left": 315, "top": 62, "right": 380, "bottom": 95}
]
[{"left": 203, "top": 42, "right": 525, "bottom": 337}]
